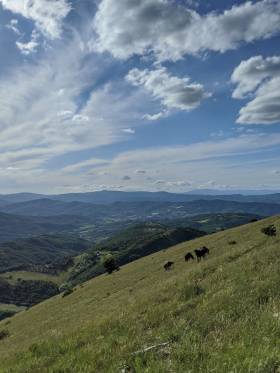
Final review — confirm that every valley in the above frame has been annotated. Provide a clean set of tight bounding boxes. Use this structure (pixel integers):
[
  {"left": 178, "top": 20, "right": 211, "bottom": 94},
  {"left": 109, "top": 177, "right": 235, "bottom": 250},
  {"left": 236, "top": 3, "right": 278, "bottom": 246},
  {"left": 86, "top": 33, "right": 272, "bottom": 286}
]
[{"left": 0, "top": 194, "right": 263, "bottom": 314}]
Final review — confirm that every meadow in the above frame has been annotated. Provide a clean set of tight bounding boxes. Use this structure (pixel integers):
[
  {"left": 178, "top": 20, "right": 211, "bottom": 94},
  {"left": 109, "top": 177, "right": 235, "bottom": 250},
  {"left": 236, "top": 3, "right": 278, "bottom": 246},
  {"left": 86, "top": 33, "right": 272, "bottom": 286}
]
[{"left": 0, "top": 216, "right": 280, "bottom": 372}]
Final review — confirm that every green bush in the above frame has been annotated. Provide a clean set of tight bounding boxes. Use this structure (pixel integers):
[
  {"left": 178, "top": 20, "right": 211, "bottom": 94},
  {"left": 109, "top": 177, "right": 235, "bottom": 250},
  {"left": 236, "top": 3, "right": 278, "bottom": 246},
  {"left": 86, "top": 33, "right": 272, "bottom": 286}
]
[
  {"left": 262, "top": 225, "right": 277, "bottom": 236},
  {"left": 62, "top": 285, "right": 74, "bottom": 298},
  {"left": 102, "top": 255, "right": 119, "bottom": 274},
  {"left": 0, "top": 329, "right": 9, "bottom": 340}
]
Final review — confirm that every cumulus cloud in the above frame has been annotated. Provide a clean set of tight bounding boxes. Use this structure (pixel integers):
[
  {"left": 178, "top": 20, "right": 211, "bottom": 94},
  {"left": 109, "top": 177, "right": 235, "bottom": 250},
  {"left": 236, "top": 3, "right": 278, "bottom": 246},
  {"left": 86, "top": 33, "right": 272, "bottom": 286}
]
[
  {"left": 93, "top": 0, "right": 280, "bottom": 61},
  {"left": 0, "top": 0, "right": 71, "bottom": 39},
  {"left": 126, "top": 67, "right": 210, "bottom": 113},
  {"left": 231, "top": 56, "right": 280, "bottom": 124},
  {"left": 232, "top": 55, "right": 280, "bottom": 99}
]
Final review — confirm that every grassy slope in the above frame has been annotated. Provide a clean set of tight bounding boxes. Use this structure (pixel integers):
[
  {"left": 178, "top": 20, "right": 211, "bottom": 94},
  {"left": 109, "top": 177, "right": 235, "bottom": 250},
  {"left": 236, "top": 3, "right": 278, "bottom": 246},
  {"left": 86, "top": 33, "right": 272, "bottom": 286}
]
[
  {"left": 1, "top": 217, "right": 280, "bottom": 372},
  {"left": 0, "top": 271, "right": 68, "bottom": 286},
  {"left": 67, "top": 223, "right": 205, "bottom": 287}
]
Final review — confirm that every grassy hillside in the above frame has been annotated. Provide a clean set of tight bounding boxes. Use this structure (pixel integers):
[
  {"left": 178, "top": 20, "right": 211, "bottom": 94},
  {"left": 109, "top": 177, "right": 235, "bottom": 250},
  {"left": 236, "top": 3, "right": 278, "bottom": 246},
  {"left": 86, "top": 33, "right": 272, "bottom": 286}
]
[
  {"left": 67, "top": 223, "right": 205, "bottom": 287},
  {"left": 162, "top": 212, "right": 261, "bottom": 233},
  {"left": 0, "top": 217, "right": 280, "bottom": 372},
  {"left": 75, "top": 212, "right": 260, "bottom": 242}
]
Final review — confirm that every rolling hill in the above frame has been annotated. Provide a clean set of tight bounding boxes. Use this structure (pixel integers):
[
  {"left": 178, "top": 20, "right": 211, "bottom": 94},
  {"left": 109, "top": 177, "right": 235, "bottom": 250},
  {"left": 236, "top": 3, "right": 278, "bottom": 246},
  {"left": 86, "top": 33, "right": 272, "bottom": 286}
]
[
  {"left": 66, "top": 223, "right": 205, "bottom": 287},
  {"left": 0, "top": 212, "right": 85, "bottom": 243},
  {"left": 2, "top": 190, "right": 280, "bottom": 204},
  {"left": 1, "top": 198, "right": 280, "bottom": 219},
  {"left": 0, "top": 216, "right": 280, "bottom": 372},
  {"left": 0, "top": 234, "right": 91, "bottom": 274}
]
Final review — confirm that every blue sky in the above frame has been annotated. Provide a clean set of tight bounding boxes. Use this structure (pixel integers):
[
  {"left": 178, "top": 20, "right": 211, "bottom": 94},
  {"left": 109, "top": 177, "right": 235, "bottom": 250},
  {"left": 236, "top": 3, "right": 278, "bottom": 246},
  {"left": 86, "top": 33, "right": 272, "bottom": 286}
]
[{"left": 0, "top": 0, "right": 280, "bottom": 194}]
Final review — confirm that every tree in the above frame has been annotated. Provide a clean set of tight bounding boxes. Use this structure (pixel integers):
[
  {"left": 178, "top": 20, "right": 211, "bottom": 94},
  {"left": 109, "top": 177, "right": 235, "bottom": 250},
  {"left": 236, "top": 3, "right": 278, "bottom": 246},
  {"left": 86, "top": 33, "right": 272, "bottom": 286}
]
[{"left": 103, "top": 255, "right": 119, "bottom": 274}]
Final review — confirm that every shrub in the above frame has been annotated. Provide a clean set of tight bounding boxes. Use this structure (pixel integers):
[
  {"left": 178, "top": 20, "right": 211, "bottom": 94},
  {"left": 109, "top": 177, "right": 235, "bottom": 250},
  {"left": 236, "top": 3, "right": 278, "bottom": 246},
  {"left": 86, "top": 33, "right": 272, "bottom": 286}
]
[
  {"left": 0, "top": 310, "right": 16, "bottom": 321},
  {"left": 261, "top": 225, "right": 277, "bottom": 237},
  {"left": 62, "top": 285, "right": 74, "bottom": 298},
  {"left": 228, "top": 240, "right": 237, "bottom": 245},
  {"left": 103, "top": 255, "right": 119, "bottom": 274},
  {"left": 0, "top": 329, "right": 9, "bottom": 340}
]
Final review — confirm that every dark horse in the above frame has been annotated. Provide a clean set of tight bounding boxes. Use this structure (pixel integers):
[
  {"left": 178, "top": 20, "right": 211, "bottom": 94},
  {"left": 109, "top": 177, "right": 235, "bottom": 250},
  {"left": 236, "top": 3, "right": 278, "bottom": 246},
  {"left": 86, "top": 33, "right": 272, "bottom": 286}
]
[
  {"left": 164, "top": 261, "right": 174, "bottom": 271},
  {"left": 184, "top": 252, "right": 194, "bottom": 262},
  {"left": 194, "top": 247, "right": 210, "bottom": 262}
]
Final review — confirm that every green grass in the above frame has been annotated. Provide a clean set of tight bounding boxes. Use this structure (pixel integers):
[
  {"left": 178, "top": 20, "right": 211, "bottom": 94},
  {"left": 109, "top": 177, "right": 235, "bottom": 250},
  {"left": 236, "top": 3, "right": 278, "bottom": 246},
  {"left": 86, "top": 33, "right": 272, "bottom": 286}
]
[
  {"left": 0, "top": 216, "right": 280, "bottom": 372},
  {"left": 0, "top": 304, "right": 25, "bottom": 312},
  {"left": 0, "top": 271, "right": 67, "bottom": 286}
]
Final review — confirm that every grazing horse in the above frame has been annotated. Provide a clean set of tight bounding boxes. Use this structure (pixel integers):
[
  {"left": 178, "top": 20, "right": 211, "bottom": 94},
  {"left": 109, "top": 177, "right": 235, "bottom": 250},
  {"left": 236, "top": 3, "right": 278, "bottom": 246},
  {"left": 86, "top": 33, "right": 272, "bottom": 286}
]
[
  {"left": 202, "top": 246, "right": 210, "bottom": 255},
  {"left": 164, "top": 261, "right": 174, "bottom": 271},
  {"left": 194, "top": 247, "right": 210, "bottom": 262},
  {"left": 184, "top": 252, "right": 194, "bottom": 262}
]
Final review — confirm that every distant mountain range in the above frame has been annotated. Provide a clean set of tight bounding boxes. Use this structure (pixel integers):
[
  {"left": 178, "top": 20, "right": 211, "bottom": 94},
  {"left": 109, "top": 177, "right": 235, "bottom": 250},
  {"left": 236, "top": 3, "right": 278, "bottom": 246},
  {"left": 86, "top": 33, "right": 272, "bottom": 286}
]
[
  {"left": 0, "top": 198, "right": 279, "bottom": 219},
  {"left": 0, "top": 191, "right": 279, "bottom": 244},
  {"left": 1, "top": 190, "right": 280, "bottom": 205}
]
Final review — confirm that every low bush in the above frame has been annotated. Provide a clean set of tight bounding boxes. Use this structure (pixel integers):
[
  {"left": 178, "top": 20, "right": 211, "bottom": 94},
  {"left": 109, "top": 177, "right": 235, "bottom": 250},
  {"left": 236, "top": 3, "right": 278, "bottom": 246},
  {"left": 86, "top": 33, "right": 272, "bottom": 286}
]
[
  {"left": 261, "top": 225, "right": 277, "bottom": 237},
  {"left": 62, "top": 286, "right": 74, "bottom": 298},
  {"left": 0, "top": 329, "right": 10, "bottom": 340}
]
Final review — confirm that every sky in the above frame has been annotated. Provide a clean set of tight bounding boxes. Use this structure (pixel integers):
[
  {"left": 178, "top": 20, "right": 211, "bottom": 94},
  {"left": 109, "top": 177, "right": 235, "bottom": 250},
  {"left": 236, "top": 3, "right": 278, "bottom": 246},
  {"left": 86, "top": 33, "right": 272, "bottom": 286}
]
[{"left": 0, "top": 0, "right": 280, "bottom": 194}]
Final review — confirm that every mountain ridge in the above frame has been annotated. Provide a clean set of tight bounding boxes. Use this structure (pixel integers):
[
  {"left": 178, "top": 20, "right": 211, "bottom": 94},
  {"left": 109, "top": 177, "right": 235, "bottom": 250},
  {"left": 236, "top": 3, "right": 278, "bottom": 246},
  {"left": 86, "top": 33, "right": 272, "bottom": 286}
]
[{"left": 2, "top": 190, "right": 280, "bottom": 205}]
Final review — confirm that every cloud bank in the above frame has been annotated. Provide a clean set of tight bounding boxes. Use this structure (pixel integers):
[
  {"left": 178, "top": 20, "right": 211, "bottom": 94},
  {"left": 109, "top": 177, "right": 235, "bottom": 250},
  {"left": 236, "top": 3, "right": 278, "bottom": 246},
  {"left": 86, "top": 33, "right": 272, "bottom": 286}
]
[{"left": 94, "top": 0, "right": 280, "bottom": 61}]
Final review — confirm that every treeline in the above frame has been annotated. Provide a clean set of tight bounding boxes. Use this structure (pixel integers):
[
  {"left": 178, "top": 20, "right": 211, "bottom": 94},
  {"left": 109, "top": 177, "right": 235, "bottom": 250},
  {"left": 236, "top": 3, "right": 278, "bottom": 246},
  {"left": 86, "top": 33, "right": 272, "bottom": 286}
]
[{"left": 0, "top": 279, "right": 59, "bottom": 307}]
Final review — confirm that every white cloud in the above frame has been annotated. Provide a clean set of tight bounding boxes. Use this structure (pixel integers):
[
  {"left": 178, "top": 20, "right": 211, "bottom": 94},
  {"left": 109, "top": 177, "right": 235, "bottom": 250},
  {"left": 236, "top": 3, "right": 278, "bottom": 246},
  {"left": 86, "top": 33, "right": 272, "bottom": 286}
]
[
  {"left": 57, "top": 110, "right": 73, "bottom": 117},
  {"left": 0, "top": 35, "right": 146, "bottom": 174},
  {"left": 57, "top": 132, "right": 280, "bottom": 193},
  {"left": 135, "top": 170, "right": 147, "bottom": 174},
  {"left": 112, "top": 133, "right": 280, "bottom": 167},
  {"left": 16, "top": 30, "right": 40, "bottom": 55},
  {"left": 121, "top": 128, "right": 135, "bottom": 134},
  {"left": 72, "top": 114, "right": 90, "bottom": 122},
  {"left": 63, "top": 158, "right": 110, "bottom": 174},
  {"left": 231, "top": 55, "right": 280, "bottom": 99},
  {"left": 93, "top": 0, "right": 280, "bottom": 61},
  {"left": 122, "top": 175, "right": 131, "bottom": 181},
  {"left": 5, "top": 18, "right": 21, "bottom": 35},
  {"left": 0, "top": 0, "right": 71, "bottom": 39},
  {"left": 143, "top": 110, "right": 169, "bottom": 121},
  {"left": 232, "top": 56, "right": 280, "bottom": 124},
  {"left": 126, "top": 67, "right": 210, "bottom": 113}
]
